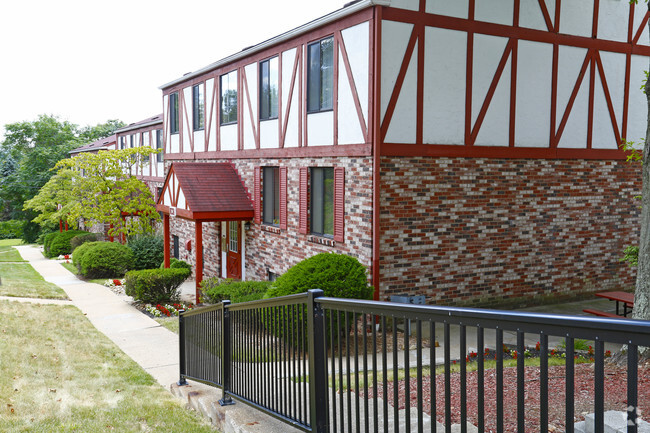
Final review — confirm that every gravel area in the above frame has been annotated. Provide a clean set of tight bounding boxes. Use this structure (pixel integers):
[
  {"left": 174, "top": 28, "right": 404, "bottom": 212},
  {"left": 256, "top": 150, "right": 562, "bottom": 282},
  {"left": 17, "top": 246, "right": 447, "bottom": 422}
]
[{"left": 366, "top": 361, "right": 650, "bottom": 432}]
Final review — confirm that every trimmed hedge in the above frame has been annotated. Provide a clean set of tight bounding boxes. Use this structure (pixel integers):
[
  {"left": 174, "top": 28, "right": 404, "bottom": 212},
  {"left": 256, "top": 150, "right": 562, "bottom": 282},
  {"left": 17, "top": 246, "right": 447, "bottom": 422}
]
[
  {"left": 76, "top": 241, "right": 134, "bottom": 278},
  {"left": 72, "top": 241, "right": 97, "bottom": 271},
  {"left": 127, "top": 235, "right": 164, "bottom": 270},
  {"left": 124, "top": 268, "right": 191, "bottom": 304},
  {"left": 70, "top": 233, "right": 97, "bottom": 252},
  {"left": 265, "top": 253, "right": 373, "bottom": 300},
  {"left": 161, "top": 257, "right": 192, "bottom": 270},
  {"left": 200, "top": 278, "right": 271, "bottom": 304},
  {"left": 45, "top": 230, "right": 87, "bottom": 258},
  {"left": 264, "top": 253, "right": 373, "bottom": 346}
]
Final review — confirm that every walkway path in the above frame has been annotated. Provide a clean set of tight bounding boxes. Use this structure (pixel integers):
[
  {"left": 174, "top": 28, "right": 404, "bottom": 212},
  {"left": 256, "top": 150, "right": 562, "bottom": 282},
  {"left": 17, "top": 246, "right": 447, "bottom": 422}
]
[{"left": 11, "top": 244, "right": 294, "bottom": 433}]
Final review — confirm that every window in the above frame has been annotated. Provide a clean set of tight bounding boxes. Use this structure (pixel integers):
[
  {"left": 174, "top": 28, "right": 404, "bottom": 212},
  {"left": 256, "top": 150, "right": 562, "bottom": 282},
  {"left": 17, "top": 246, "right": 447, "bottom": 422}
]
[
  {"left": 170, "top": 92, "right": 179, "bottom": 134},
  {"left": 262, "top": 167, "right": 280, "bottom": 225},
  {"left": 142, "top": 133, "right": 149, "bottom": 164},
  {"left": 307, "top": 37, "right": 334, "bottom": 113},
  {"left": 310, "top": 167, "right": 334, "bottom": 237},
  {"left": 193, "top": 84, "right": 205, "bottom": 130},
  {"left": 156, "top": 129, "right": 164, "bottom": 163},
  {"left": 129, "top": 134, "right": 134, "bottom": 148},
  {"left": 172, "top": 235, "right": 179, "bottom": 259},
  {"left": 259, "top": 57, "right": 279, "bottom": 120},
  {"left": 220, "top": 70, "right": 238, "bottom": 125},
  {"left": 119, "top": 136, "right": 125, "bottom": 150}
]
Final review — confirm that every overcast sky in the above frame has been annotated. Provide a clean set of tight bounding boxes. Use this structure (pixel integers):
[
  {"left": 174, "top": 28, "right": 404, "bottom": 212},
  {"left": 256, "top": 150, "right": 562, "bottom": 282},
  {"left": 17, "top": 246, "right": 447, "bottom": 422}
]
[{"left": 0, "top": 0, "right": 345, "bottom": 139}]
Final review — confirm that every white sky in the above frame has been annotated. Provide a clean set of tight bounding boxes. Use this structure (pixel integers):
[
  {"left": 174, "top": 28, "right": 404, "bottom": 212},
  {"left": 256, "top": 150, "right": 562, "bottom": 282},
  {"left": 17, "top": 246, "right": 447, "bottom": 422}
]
[{"left": 0, "top": 0, "right": 345, "bottom": 139}]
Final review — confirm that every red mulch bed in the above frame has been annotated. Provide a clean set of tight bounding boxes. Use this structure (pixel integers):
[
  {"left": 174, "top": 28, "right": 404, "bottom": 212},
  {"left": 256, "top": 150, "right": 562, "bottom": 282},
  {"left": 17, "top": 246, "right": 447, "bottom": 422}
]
[{"left": 364, "top": 362, "right": 650, "bottom": 432}]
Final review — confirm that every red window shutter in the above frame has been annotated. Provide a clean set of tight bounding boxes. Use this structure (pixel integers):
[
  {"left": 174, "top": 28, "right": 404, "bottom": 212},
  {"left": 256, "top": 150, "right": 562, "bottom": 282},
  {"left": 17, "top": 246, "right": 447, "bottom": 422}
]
[
  {"left": 280, "top": 167, "right": 287, "bottom": 230},
  {"left": 334, "top": 167, "right": 345, "bottom": 243},
  {"left": 254, "top": 167, "right": 261, "bottom": 224},
  {"left": 299, "top": 167, "right": 308, "bottom": 234}
]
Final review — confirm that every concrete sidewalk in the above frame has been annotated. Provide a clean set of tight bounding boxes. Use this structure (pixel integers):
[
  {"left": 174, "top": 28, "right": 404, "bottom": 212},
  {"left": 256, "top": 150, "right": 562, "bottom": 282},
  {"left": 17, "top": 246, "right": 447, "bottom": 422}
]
[{"left": 13, "top": 244, "right": 291, "bottom": 433}]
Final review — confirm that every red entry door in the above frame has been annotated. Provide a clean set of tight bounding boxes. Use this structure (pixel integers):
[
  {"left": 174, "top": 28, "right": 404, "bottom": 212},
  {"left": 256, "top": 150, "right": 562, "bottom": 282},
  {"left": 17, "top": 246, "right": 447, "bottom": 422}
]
[{"left": 226, "top": 221, "right": 242, "bottom": 280}]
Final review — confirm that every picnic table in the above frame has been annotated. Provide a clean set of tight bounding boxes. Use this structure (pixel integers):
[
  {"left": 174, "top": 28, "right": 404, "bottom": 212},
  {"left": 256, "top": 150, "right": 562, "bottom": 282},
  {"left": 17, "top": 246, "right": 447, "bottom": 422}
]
[{"left": 583, "top": 291, "right": 634, "bottom": 318}]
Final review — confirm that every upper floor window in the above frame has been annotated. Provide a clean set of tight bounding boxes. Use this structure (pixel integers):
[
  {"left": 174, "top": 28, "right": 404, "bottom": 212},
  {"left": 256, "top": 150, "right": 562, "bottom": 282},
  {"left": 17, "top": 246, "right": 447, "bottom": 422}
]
[
  {"left": 142, "top": 132, "right": 150, "bottom": 164},
  {"left": 129, "top": 134, "right": 134, "bottom": 148},
  {"left": 156, "top": 129, "right": 164, "bottom": 163},
  {"left": 193, "top": 84, "right": 205, "bottom": 131},
  {"left": 220, "top": 70, "right": 238, "bottom": 125},
  {"left": 170, "top": 92, "right": 179, "bottom": 134},
  {"left": 119, "top": 136, "right": 125, "bottom": 150},
  {"left": 260, "top": 57, "right": 279, "bottom": 120},
  {"left": 307, "top": 36, "right": 334, "bottom": 113},
  {"left": 263, "top": 166, "right": 280, "bottom": 226},
  {"left": 310, "top": 167, "right": 334, "bottom": 237}
]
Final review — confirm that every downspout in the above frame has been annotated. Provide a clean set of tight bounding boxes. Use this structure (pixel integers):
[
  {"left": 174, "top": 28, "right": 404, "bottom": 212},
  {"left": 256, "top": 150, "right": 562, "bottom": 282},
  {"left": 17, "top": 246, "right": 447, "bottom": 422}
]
[{"left": 371, "top": 5, "right": 383, "bottom": 301}]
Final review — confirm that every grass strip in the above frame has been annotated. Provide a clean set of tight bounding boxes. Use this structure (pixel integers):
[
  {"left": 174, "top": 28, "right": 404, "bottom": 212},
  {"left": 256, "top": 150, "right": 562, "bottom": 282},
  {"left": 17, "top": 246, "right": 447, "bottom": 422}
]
[
  {"left": 0, "top": 263, "right": 67, "bottom": 299},
  {"left": 0, "top": 245, "right": 25, "bottom": 262},
  {"left": 0, "top": 300, "right": 214, "bottom": 432}
]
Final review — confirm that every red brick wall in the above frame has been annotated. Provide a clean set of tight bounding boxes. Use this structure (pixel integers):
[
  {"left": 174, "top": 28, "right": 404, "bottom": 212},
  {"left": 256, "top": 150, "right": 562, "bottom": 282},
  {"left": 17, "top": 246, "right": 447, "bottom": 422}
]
[
  {"left": 379, "top": 156, "right": 641, "bottom": 307},
  {"left": 164, "top": 157, "right": 373, "bottom": 283}
]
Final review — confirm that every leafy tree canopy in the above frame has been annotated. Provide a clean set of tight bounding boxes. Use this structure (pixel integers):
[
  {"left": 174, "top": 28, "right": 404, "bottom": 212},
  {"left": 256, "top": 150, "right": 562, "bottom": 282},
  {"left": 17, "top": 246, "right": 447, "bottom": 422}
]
[
  {"left": 0, "top": 116, "right": 126, "bottom": 221},
  {"left": 24, "top": 147, "right": 161, "bottom": 240}
]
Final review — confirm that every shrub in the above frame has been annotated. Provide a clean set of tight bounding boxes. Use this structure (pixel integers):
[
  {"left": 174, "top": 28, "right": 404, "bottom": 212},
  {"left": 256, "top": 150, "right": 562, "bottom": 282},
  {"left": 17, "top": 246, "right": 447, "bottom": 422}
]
[
  {"left": 265, "top": 253, "right": 373, "bottom": 300},
  {"left": 124, "top": 268, "right": 191, "bottom": 304},
  {"left": 0, "top": 220, "right": 25, "bottom": 240},
  {"left": 43, "top": 232, "right": 59, "bottom": 254},
  {"left": 77, "top": 241, "right": 134, "bottom": 278},
  {"left": 200, "top": 278, "right": 271, "bottom": 304},
  {"left": 72, "top": 241, "right": 98, "bottom": 272},
  {"left": 46, "top": 230, "right": 87, "bottom": 258},
  {"left": 127, "top": 235, "right": 164, "bottom": 270},
  {"left": 70, "top": 233, "right": 97, "bottom": 252},
  {"left": 161, "top": 257, "right": 192, "bottom": 270},
  {"left": 264, "top": 253, "right": 373, "bottom": 346}
]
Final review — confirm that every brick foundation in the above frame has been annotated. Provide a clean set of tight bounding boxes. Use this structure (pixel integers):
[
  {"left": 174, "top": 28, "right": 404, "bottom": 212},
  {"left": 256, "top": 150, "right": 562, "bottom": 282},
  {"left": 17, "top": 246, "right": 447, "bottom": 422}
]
[
  {"left": 379, "top": 156, "right": 641, "bottom": 307},
  {"left": 165, "top": 157, "right": 373, "bottom": 283}
]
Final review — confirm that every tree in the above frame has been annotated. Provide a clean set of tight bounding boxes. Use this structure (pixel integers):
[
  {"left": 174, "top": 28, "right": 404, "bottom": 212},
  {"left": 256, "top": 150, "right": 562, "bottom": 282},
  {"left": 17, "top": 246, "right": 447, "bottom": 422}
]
[
  {"left": 24, "top": 147, "right": 161, "bottom": 241},
  {"left": 629, "top": 0, "right": 650, "bottom": 323},
  {"left": 0, "top": 115, "right": 79, "bottom": 220}
]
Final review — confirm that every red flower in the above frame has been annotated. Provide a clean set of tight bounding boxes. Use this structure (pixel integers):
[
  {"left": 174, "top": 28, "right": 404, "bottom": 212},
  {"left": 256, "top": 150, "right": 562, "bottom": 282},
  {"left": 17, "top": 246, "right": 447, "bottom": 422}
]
[
  {"left": 64, "top": 255, "right": 70, "bottom": 259},
  {"left": 512, "top": 351, "right": 518, "bottom": 359},
  {"left": 535, "top": 341, "right": 541, "bottom": 351},
  {"left": 113, "top": 279, "right": 122, "bottom": 286}
]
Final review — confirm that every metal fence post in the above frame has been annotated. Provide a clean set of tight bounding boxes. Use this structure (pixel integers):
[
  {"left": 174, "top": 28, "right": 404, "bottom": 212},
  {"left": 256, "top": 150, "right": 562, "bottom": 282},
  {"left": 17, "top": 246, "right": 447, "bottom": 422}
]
[
  {"left": 219, "top": 300, "right": 235, "bottom": 406},
  {"left": 177, "top": 309, "right": 188, "bottom": 386},
  {"left": 307, "top": 289, "right": 328, "bottom": 433}
]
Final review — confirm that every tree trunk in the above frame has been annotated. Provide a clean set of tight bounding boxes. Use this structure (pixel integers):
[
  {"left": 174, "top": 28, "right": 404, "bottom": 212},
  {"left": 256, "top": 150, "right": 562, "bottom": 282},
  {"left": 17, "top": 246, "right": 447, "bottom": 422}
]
[{"left": 632, "top": 4, "right": 650, "bottom": 326}]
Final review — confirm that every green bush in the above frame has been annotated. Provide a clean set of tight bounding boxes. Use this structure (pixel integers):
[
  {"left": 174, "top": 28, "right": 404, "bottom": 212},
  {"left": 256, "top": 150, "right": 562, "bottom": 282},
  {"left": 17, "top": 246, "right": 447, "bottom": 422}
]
[
  {"left": 264, "top": 253, "right": 373, "bottom": 346},
  {"left": 124, "top": 268, "right": 191, "bottom": 304},
  {"left": 70, "top": 233, "right": 97, "bottom": 252},
  {"left": 201, "top": 278, "right": 271, "bottom": 304},
  {"left": 265, "top": 253, "right": 373, "bottom": 300},
  {"left": 161, "top": 257, "right": 192, "bottom": 270},
  {"left": 127, "top": 235, "right": 164, "bottom": 270},
  {"left": 0, "top": 220, "right": 25, "bottom": 240},
  {"left": 77, "top": 241, "right": 134, "bottom": 278},
  {"left": 46, "top": 230, "right": 87, "bottom": 258},
  {"left": 72, "top": 241, "right": 98, "bottom": 272},
  {"left": 43, "top": 232, "right": 59, "bottom": 254}
]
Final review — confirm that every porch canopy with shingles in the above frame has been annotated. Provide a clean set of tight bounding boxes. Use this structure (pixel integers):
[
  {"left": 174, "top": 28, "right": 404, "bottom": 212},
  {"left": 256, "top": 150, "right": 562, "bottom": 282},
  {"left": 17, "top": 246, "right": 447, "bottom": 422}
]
[{"left": 156, "top": 162, "right": 254, "bottom": 298}]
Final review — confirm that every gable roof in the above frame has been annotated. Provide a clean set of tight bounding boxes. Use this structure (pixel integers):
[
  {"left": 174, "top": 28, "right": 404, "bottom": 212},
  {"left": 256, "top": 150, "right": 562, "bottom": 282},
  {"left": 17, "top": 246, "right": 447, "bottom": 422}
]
[
  {"left": 114, "top": 114, "right": 163, "bottom": 135},
  {"left": 156, "top": 162, "right": 253, "bottom": 221},
  {"left": 69, "top": 134, "right": 117, "bottom": 155}
]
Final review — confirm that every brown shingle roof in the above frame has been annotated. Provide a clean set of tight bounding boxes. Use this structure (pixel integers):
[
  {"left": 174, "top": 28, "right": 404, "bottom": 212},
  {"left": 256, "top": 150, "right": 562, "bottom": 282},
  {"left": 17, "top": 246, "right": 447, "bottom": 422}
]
[{"left": 157, "top": 162, "right": 253, "bottom": 221}]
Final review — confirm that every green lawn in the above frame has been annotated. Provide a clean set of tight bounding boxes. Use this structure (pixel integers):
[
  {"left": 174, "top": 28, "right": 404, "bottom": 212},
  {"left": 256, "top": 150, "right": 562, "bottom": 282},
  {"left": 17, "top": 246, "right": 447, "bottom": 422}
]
[
  {"left": 0, "top": 241, "right": 25, "bottom": 262},
  {"left": 155, "top": 317, "right": 179, "bottom": 334},
  {"left": 0, "top": 263, "right": 68, "bottom": 299},
  {"left": 0, "top": 301, "right": 215, "bottom": 432}
]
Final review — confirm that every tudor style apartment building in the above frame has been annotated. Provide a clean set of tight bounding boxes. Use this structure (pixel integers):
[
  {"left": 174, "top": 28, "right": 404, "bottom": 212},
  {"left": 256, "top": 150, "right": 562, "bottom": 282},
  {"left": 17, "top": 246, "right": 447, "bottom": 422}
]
[{"left": 150, "top": 0, "right": 649, "bottom": 306}]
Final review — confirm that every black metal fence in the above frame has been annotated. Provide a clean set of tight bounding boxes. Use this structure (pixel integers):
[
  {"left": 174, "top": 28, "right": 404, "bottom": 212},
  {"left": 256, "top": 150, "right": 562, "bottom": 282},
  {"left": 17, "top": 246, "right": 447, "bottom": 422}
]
[{"left": 178, "top": 289, "right": 650, "bottom": 433}]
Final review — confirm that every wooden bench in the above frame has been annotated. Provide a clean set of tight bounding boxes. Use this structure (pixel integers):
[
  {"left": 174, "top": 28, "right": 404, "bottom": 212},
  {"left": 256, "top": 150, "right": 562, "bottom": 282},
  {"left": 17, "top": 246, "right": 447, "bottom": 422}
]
[{"left": 582, "top": 308, "right": 623, "bottom": 318}]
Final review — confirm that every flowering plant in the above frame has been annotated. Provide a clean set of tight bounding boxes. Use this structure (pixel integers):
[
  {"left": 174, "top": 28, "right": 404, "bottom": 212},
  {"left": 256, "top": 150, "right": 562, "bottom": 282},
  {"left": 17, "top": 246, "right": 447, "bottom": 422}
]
[
  {"left": 145, "top": 302, "right": 195, "bottom": 318},
  {"left": 104, "top": 279, "right": 125, "bottom": 288}
]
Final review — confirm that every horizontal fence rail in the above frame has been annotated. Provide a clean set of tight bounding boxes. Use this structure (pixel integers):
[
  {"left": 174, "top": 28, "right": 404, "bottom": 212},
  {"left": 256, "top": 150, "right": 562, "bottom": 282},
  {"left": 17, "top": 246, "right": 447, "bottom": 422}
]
[{"left": 179, "top": 290, "right": 650, "bottom": 433}]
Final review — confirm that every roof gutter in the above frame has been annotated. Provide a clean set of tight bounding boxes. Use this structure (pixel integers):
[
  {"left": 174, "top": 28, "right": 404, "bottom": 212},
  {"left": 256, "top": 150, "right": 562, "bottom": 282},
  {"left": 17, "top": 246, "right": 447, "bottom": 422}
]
[
  {"left": 114, "top": 119, "right": 163, "bottom": 134},
  {"left": 159, "top": 0, "right": 390, "bottom": 90}
]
